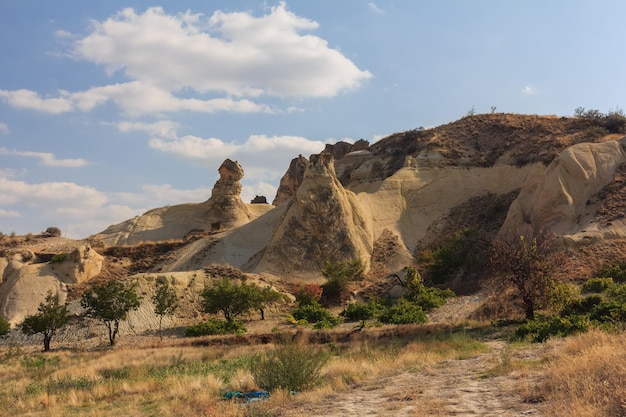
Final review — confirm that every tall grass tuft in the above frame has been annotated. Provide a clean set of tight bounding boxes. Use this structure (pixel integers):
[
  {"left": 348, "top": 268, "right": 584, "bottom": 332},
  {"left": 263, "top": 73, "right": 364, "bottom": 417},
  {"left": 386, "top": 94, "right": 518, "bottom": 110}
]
[{"left": 250, "top": 341, "right": 329, "bottom": 392}]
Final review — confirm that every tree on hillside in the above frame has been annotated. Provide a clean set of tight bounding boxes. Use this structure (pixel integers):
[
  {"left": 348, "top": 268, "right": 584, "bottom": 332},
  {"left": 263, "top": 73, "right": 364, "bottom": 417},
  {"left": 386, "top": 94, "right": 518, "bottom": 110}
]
[
  {"left": 20, "top": 291, "right": 70, "bottom": 351},
  {"left": 81, "top": 280, "right": 141, "bottom": 346},
  {"left": 199, "top": 278, "right": 261, "bottom": 322},
  {"left": 151, "top": 282, "right": 178, "bottom": 340},
  {"left": 490, "top": 228, "right": 566, "bottom": 320},
  {"left": 0, "top": 315, "right": 10, "bottom": 337},
  {"left": 320, "top": 258, "right": 364, "bottom": 304}
]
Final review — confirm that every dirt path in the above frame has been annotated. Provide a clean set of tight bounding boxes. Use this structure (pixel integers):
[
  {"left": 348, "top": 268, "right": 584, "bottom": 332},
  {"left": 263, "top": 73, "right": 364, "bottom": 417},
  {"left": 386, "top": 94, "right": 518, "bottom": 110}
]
[{"left": 278, "top": 341, "right": 544, "bottom": 417}]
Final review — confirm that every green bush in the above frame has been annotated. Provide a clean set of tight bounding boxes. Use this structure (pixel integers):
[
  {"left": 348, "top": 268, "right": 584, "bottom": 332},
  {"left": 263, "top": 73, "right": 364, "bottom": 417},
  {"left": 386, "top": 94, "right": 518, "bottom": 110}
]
[
  {"left": 378, "top": 298, "right": 427, "bottom": 325},
  {"left": 561, "top": 295, "right": 603, "bottom": 316},
  {"left": 607, "top": 283, "right": 626, "bottom": 304},
  {"left": 183, "top": 318, "right": 246, "bottom": 337},
  {"left": 0, "top": 315, "right": 10, "bottom": 336},
  {"left": 427, "top": 228, "right": 486, "bottom": 284},
  {"left": 590, "top": 300, "right": 626, "bottom": 326},
  {"left": 320, "top": 259, "right": 364, "bottom": 303},
  {"left": 291, "top": 303, "right": 341, "bottom": 327},
  {"left": 582, "top": 277, "right": 616, "bottom": 293},
  {"left": 515, "top": 315, "right": 590, "bottom": 343},
  {"left": 340, "top": 302, "right": 375, "bottom": 322},
  {"left": 597, "top": 263, "right": 626, "bottom": 283},
  {"left": 250, "top": 343, "right": 328, "bottom": 392},
  {"left": 50, "top": 253, "right": 67, "bottom": 263},
  {"left": 546, "top": 281, "right": 581, "bottom": 315},
  {"left": 403, "top": 268, "right": 455, "bottom": 312}
]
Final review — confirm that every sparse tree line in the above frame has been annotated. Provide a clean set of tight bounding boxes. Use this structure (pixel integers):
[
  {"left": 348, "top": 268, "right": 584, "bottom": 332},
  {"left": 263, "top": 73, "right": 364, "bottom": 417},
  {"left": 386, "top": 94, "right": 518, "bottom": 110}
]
[{"left": 3, "top": 226, "right": 626, "bottom": 351}]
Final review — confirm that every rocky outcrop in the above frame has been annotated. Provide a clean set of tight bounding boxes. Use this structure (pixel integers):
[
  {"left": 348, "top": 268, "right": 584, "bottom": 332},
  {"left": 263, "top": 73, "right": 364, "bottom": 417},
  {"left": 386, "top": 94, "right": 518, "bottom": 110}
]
[
  {"left": 49, "top": 245, "right": 104, "bottom": 284},
  {"left": 500, "top": 138, "right": 626, "bottom": 240},
  {"left": 93, "top": 158, "right": 269, "bottom": 245},
  {"left": 272, "top": 155, "right": 309, "bottom": 206},
  {"left": 255, "top": 152, "right": 373, "bottom": 274},
  {"left": 203, "top": 159, "right": 251, "bottom": 229}
]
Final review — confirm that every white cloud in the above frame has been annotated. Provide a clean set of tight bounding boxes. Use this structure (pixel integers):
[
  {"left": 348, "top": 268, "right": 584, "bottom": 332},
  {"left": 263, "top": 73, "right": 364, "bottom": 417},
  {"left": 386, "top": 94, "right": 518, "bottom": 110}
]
[
  {"left": 0, "top": 89, "right": 73, "bottom": 114},
  {"left": 0, "top": 122, "right": 9, "bottom": 134},
  {"left": 522, "top": 85, "right": 537, "bottom": 95},
  {"left": 150, "top": 133, "right": 326, "bottom": 178},
  {"left": 73, "top": 4, "right": 371, "bottom": 98},
  {"left": 113, "top": 120, "right": 180, "bottom": 139},
  {"left": 0, "top": 147, "right": 88, "bottom": 168},
  {"left": 0, "top": 177, "right": 107, "bottom": 208},
  {"left": 368, "top": 2, "right": 385, "bottom": 14}
]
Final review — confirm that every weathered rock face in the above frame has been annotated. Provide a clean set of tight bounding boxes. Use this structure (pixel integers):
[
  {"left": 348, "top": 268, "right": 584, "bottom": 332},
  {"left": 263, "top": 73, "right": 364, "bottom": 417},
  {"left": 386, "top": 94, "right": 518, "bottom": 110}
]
[
  {"left": 204, "top": 159, "right": 251, "bottom": 229},
  {"left": 272, "top": 155, "right": 309, "bottom": 206},
  {"left": 501, "top": 138, "right": 626, "bottom": 240},
  {"left": 255, "top": 152, "right": 373, "bottom": 274},
  {"left": 49, "top": 245, "right": 104, "bottom": 284},
  {"left": 92, "top": 158, "right": 266, "bottom": 245}
]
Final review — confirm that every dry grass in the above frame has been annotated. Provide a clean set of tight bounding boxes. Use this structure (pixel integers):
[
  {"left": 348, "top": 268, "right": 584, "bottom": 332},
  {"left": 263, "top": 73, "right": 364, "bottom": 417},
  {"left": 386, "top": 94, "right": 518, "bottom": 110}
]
[
  {"left": 0, "top": 328, "right": 488, "bottom": 417},
  {"left": 540, "top": 329, "right": 626, "bottom": 417}
]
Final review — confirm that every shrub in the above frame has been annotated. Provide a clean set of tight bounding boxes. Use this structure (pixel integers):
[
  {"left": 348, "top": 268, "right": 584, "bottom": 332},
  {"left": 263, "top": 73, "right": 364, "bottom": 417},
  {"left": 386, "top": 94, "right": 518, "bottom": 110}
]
[
  {"left": 0, "top": 315, "right": 10, "bottom": 336},
  {"left": 561, "top": 295, "right": 603, "bottom": 316},
  {"left": 320, "top": 258, "right": 364, "bottom": 304},
  {"left": 515, "top": 315, "right": 590, "bottom": 343},
  {"left": 250, "top": 342, "right": 328, "bottom": 392},
  {"left": 597, "top": 263, "right": 626, "bottom": 283},
  {"left": 43, "top": 227, "right": 62, "bottom": 237},
  {"left": 294, "top": 284, "right": 323, "bottom": 306},
  {"left": 291, "top": 302, "right": 341, "bottom": 327},
  {"left": 582, "top": 277, "right": 616, "bottom": 293},
  {"left": 546, "top": 281, "right": 581, "bottom": 315},
  {"left": 50, "top": 253, "right": 67, "bottom": 263},
  {"left": 589, "top": 300, "right": 626, "bottom": 326},
  {"left": 427, "top": 228, "right": 487, "bottom": 284},
  {"left": 606, "top": 283, "right": 626, "bottom": 303},
  {"left": 340, "top": 302, "right": 375, "bottom": 322},
  {"left": 378, "top": 298, "right": 427, "bottom": 325},
  {"left": 403, "top": 267, "right": 455, "bottom": 312},
  {"left": 183, "top": 318, "right": 246, "bottom": 337}
]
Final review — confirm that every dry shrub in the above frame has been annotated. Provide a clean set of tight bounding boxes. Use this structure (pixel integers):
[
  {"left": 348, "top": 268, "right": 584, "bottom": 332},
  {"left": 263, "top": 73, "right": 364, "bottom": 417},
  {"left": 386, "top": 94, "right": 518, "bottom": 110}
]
[{"left": 541, "top": 330, "right": 626, "bottom": 416}]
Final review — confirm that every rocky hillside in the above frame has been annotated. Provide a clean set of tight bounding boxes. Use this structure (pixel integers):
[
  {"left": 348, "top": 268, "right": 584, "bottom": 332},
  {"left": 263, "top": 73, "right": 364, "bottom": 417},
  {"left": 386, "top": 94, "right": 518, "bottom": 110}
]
[{"left": 1, "top": 113, "right": 626, "bottom": 326}]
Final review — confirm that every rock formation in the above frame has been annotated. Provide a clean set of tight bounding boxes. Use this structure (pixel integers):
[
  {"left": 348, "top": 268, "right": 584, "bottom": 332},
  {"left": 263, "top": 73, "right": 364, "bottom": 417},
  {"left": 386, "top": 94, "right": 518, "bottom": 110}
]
[
  {"left": 93, "top": 158, "right": 269, "bottom": 245},
  {"left": 501, "top": 137, "right": 626, "bottom": 241},
  {"left": 255, "top": 152, "right": 373, "bottom": 274},
  {"left": 272, "top": 155, "right": 309, "bottom": 206},
  {"left": 203, "top": 159, "right": 251, "bottom": 230}
]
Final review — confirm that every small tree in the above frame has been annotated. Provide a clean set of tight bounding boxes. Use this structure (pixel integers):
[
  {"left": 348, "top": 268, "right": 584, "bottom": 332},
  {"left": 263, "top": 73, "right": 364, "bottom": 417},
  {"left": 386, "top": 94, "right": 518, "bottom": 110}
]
[
  {"left": 151, "top": 283, "right": 178, "bottom": 340},
  {"left": 320, "top": 258, "right": 364, "bottom": 304},
  {"left": 491, "top": 228, "right": 565, "bottom": 320},
  {"left": 252, "top": 286, "right": 284, "bottom": 320},
  {"left": 0, "top": 315, "right": 10, "bottom": 337},
  {"left": 81, "top": 280, "right": 141, "bottom": 346},
  {"left": 20, "top": 291, "right": 70, "bottom": 351},
  {"left": 199, "top": 278, "right": 259, "bottom": 322}
]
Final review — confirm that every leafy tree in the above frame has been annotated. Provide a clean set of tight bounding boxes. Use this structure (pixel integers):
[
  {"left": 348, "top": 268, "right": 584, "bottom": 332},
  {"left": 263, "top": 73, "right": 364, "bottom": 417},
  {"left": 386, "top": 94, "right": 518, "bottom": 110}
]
[
  {"left": 81, "top": 280, "right": 141, "bottom": 346},
  {"left": 0, "top": 315, "right": 10, "bottom": 337},
  {"left": 490, "top": 228, "right": 565, "bottom": 320},
  {"left": 252, "top": 286, "right": 284, "bottom": 320},
  {"left": 151, "top": 283, "right": 178, "bottom": 340},
  {"left": 320, "top": 258, "right": 364, "bottom": 304},
  {"left": 199, "top": 278, "right": 260, "bottom": 322},
  {"left": 20, "top": 291, "right": 70, "bottom": 351}
]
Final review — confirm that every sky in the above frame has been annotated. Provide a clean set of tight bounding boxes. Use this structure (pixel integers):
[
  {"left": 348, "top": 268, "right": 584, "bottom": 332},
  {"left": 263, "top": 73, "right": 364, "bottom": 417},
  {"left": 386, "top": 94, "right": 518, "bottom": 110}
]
[{"left": 1, "top": 1, "right": 626, "bottom": 239}]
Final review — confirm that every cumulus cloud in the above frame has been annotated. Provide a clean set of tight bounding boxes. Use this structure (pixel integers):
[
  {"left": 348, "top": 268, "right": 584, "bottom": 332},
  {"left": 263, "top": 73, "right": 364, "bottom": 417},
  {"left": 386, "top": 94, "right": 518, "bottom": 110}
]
[
  {"left": 0, "top": 89, "right": 73, "bottom": 114},
  {"left": 149, "top": 132, "right": 328, "bottom": 182},
  {"left": 0, "top": 147, "right": 88, "bottom": 168},
  {"left": 0, "top": 122, "right": 9, "bottom": 134},
  {"left": 1, "top": 3, "right": 371, "bottom": 117},
  {"left": 0, "top": 177, "right": 107, "bottom": 208},
  {"left": 112, "top": 120, "right": 180, "bottom": 139},
  {"left": 72, "top": 4, "right": 371, "bottom": 99}
]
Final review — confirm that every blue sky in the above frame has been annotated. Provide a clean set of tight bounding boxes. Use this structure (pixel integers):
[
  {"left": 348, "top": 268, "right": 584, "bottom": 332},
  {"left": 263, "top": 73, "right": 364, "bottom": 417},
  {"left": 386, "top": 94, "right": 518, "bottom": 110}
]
[{"left": 1, "top": 1, "right": 625, "bottom": 238}]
